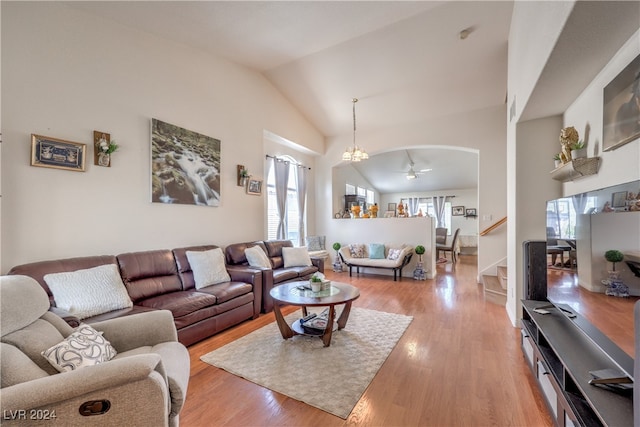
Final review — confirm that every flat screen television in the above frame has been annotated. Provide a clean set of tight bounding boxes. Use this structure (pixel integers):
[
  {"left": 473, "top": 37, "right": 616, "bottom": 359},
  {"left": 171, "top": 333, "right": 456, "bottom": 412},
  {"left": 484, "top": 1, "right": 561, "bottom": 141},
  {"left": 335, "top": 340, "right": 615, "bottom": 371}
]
[{"left": 544, "top": 179, "right": 640, "bottom": 374}]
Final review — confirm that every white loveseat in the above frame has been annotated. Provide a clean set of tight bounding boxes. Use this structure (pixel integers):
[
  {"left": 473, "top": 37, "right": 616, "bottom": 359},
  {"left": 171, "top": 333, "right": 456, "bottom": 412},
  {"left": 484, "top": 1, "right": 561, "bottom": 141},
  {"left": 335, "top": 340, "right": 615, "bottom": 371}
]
[{"left": 338, "top": 243, "right": 414, "bottom": 281}]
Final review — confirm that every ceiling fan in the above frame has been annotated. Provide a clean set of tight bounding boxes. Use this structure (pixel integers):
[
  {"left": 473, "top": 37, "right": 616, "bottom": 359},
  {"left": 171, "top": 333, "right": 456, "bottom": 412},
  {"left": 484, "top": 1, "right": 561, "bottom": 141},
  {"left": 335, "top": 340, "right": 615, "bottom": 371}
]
[{"left": 404, "top": 151, "right": 432, "bottom": 180}]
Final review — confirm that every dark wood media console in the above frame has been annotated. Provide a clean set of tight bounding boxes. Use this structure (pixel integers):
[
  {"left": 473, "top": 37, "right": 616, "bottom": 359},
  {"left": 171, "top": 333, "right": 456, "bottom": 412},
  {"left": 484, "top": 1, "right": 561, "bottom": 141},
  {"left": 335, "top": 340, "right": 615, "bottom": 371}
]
[{"left": 521, "top": 300, "right": 633, "bottom": 426}]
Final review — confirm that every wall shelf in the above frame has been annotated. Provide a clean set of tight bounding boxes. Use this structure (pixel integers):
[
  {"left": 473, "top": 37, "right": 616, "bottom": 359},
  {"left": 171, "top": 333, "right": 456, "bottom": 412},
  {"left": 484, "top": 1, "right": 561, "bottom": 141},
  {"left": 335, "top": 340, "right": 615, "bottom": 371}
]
[{"left": 550, "top": 157, "right": 600, "bottom": 182}]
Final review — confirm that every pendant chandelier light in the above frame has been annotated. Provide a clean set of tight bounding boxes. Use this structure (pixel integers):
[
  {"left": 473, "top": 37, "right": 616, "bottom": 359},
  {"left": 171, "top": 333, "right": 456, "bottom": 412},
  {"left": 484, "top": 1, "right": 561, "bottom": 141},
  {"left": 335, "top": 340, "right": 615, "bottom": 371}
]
[{"left": 342, "top": 98, "right": 369, "bottom": 162}]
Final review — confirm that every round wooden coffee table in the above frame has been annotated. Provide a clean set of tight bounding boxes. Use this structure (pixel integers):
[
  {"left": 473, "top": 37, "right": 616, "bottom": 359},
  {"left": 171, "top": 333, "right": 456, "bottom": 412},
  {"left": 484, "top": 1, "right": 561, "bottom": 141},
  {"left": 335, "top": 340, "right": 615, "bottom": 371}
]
[{"left": 269, "top": 281, "right": 360, "bottom": 347}]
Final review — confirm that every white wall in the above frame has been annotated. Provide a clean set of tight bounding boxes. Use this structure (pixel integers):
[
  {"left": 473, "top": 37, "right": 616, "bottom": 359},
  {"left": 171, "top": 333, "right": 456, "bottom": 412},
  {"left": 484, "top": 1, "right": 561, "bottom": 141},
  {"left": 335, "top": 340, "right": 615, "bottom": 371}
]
[
  {"left": 509, "top": 115, "right": 563, "bottom": 322},
  {"left": 1, "top": 2, "right": 324, "bottom": 272},
  {"left": 381, "top": 188, "right": 478, "bottom": 239},
  {"left": 507, "top": 1, "right": 575, "bottom": 121}
]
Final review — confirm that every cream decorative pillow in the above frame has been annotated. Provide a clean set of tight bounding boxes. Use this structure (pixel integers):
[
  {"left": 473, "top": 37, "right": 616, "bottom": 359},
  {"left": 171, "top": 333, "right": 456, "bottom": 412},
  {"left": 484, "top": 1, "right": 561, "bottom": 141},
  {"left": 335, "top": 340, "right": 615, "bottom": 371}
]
[
  {"left": 186, "top": 248, "right": 231, "bottom": 289},
  {"left": 282, "top": 247, "right": 312, "bottom": 267},
  {"left": 348, "top": 244, "right": 366, "bottom": 258},
  {"left": 305, "top": 236, "right": 325, "bottom": 251},
  {"left": 44, "top": 264, "right": 133, "bottom": 320},
  {"left": 245, "top": 245, "right": 272, "bottom": 268},
  {"left": 387, "top": 248, "right": 403, "bottom": 260},
  {"left": 41, "top": 324, "right": 117, "bottom": 373}
]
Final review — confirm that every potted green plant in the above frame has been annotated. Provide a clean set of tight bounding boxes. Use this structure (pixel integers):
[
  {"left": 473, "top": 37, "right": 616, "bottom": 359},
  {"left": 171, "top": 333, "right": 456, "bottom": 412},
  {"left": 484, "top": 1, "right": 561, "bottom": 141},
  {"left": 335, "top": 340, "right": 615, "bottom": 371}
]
[
  {"left": 570, "top": 140, "right": 586, "bottom": 159},
  {"left": 332, "top": 242, "right": 342, "bottom": 272},
  {"left": 605, "top": 250, "right": 624, "bottom": 273},
  {"left": 553, "top": 153, "right": 562, "bottom": 168},
  {"left": 413, "top": 245, "right": 426, "bottom": 280}
]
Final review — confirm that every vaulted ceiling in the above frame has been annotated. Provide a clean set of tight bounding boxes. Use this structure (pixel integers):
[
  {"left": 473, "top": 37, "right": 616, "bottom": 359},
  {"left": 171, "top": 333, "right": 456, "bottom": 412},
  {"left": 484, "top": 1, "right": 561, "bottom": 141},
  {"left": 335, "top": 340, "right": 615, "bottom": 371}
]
[{"left": 68, "top": 1, "right": 515, "bottom": 193}]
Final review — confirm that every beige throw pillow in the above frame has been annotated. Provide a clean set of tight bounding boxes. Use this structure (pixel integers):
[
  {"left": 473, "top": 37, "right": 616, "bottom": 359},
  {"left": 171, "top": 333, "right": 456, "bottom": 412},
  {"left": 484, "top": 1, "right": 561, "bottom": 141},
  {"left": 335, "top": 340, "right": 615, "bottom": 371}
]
[
  {"left": 186, "top": 248, "right": 231, "bottom": 289},
  {"left": 44, "top": 264, "right": 133, "bottom": 320},
  {"left": 282, "top": 247, "right": 312, "bottom": 268},
  {"left": 245, "top": 246, "right": 272, "bottom": 268}
]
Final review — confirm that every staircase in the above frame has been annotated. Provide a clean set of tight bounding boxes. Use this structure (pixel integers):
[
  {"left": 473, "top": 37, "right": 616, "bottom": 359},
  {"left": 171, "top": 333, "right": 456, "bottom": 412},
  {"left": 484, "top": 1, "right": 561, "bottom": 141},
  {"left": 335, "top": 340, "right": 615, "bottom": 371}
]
[{"left": 482, "top": 265, "right": 507, "bottom": 305}]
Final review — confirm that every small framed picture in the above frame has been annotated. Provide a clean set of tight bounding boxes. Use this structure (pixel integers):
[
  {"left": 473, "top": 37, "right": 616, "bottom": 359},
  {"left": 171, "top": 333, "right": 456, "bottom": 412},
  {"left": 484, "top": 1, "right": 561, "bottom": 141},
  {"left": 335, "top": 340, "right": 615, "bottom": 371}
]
[
  {"left": 452, "top": 206, "right": 465, "bottom": 216},
  {"left": 31, "top": 134, "right": 86, "bottom": 172},
  {"left": 465, "top": 208, "right": 477, "bottom": 217},
  {"left": 612, "top": 191, "right": 628, "bottom": 208},
  {"left": 387, "top": 203, "right": 397, "bottom": 212},
  {"left": 247, "top": 178, "right": 263, "bottom": 195}
]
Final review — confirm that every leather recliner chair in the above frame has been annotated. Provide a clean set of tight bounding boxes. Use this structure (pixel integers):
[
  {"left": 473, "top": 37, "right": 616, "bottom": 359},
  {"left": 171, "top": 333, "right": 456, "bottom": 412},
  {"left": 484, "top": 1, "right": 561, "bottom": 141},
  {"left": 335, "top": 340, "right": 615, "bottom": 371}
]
[{"left": 0, "top": 275, "right": 190, "bottom": 426}]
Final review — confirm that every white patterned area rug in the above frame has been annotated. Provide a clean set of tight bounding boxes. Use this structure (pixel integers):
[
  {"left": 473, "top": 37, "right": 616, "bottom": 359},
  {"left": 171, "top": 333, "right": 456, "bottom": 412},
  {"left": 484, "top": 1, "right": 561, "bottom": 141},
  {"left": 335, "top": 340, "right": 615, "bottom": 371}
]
[{"left": 200, "top": 307, "right": 413, "bottom": 419}]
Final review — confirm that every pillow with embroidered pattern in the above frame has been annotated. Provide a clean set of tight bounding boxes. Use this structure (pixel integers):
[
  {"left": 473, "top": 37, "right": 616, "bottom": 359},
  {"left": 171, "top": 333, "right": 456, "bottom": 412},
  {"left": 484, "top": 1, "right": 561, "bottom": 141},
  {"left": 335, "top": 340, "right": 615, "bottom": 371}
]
[
  {"left": 348, "top": 244, "right": 366, "bottom": 258},
  {"left": 41, "top": 324, "right": 117, "bottom": 373},
  {"left": 305, "top": 236, "right": 326, "bottom": 251},
  {"left": 387, "top": 248, "right": 403, "bottom": 261}
]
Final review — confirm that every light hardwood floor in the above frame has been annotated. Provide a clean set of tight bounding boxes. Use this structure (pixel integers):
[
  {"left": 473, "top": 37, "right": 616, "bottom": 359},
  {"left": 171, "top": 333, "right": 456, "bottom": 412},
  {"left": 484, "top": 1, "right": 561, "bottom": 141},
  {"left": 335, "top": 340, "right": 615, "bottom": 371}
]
[{"left": 181, "top": 256, "right": 632, "bottom": 426}]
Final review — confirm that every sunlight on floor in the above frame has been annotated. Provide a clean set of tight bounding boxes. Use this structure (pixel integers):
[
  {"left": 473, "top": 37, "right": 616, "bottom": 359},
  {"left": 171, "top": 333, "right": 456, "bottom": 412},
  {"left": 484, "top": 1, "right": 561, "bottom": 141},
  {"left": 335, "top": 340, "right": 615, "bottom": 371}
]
[
  {"left": 547, "top": 270, "right": 583, "bottom": 311},
  {"left": 435, "top": 274, "right": 455, "bottom": 309}
]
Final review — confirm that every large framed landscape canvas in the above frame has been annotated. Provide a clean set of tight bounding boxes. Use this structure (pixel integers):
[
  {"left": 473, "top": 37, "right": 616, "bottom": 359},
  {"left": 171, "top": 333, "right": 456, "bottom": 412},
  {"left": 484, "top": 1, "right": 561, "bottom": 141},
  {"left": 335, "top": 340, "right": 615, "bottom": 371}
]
[
  {"left": 603, "top": 54, "right": 640, "bottom": 152},
  {"left": 151, "top": 119, "right": 221, "bottom": 206}
]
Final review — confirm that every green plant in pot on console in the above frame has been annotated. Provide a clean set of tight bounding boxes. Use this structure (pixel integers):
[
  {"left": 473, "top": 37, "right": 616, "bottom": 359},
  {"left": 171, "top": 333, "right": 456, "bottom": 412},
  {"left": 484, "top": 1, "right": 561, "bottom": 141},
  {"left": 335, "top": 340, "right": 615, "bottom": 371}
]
[
  {"left": 605, "top": 250, "right": 624, "bottom": 272},
  {"left": 415, "top": 245, "right": 425, "bottom": 262}
]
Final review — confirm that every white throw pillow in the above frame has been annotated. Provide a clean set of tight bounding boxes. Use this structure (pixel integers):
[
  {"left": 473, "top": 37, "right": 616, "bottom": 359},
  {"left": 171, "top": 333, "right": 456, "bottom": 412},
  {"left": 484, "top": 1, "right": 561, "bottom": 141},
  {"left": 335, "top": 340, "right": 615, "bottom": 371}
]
[
  {"left": 186, "top": 248, "right": 231, "bottom": 289},
  {"left": 245, "top": 246, "right": 272, "bottom": 268},
  {"left": 305, "top": 236, "right": 325, "bottom": 251},
  {"left": 41, "top": 324, "right": 117, "bottom": 373},
  {"left": 387, "top": 248, "right": 403, "bottom": 260},
  {"left": 44, "top": 264, "right": 133, "bottom": 320},
  {"left": 282, "top": 247, "right": 312, "bottom": 268}
]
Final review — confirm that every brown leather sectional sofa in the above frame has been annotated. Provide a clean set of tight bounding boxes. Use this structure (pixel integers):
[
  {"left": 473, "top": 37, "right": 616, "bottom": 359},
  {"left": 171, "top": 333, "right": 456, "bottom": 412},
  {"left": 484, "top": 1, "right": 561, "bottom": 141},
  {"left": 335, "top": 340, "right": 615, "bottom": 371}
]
[
  {"left": 225, "top": 240, "right": 324, "bottom": 312},
  {"left": 8, "top": 244, "right": 262, "bottom": 346}
]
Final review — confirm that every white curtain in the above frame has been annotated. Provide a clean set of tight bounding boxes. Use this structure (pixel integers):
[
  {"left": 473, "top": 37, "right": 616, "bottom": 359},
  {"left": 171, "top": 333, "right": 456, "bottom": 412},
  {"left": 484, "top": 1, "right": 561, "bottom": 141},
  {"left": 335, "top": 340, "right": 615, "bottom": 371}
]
[
  {"left": 273, "top": 158, "right": 290, "bottom": 240},
  {"left": 571, "top": 193, "right": 588, "bottom": 215},
  {"left": 432, "top": 196, "right": 448, "bottom": 228},
  {"left": 295, "top": 165, "right": 308, "bottom": 246},
  {"left": 408, "top": 197, "right": 420, "bottom": 216}
]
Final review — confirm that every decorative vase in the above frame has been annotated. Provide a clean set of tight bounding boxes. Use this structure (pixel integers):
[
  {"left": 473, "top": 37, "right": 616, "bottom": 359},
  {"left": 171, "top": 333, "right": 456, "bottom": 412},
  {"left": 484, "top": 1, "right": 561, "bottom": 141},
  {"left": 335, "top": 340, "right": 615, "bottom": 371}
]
[
  {"left": 413, "top": 257, "right": 426, "bottom": 280},
  {"left": 332, "top": 254, "right": 342, "bottom": 272},
  {"left": 98, "top": 152, "right": 110, "bottom": 167},
  {"left": 602, "top": 271, "right": 629, "bottom": 297},
  {"left": 554, "top": 159, "right": 561, "bottom": 168}
]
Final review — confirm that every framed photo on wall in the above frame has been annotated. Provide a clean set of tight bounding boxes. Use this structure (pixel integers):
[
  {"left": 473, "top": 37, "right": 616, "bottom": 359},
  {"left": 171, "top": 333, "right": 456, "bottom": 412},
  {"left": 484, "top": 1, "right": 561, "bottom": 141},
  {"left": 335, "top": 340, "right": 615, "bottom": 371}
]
[
  {"left": 247, "top": 178, "right": 263, "bottom": 195},
  {"left": 465, "top": 208, "right": 477, "bottom": 217},
  {"left": 30, "top": 134, "right": 86, "bottom": 172},
  {"left": 612, "top": 191, "right": 628, "bottom": 208},
  {"left": 603, "top": 53, "right": 640, "bottom": 151},
  {"left": 452, "top": 206, "right": 465, "bottom": 216}
]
